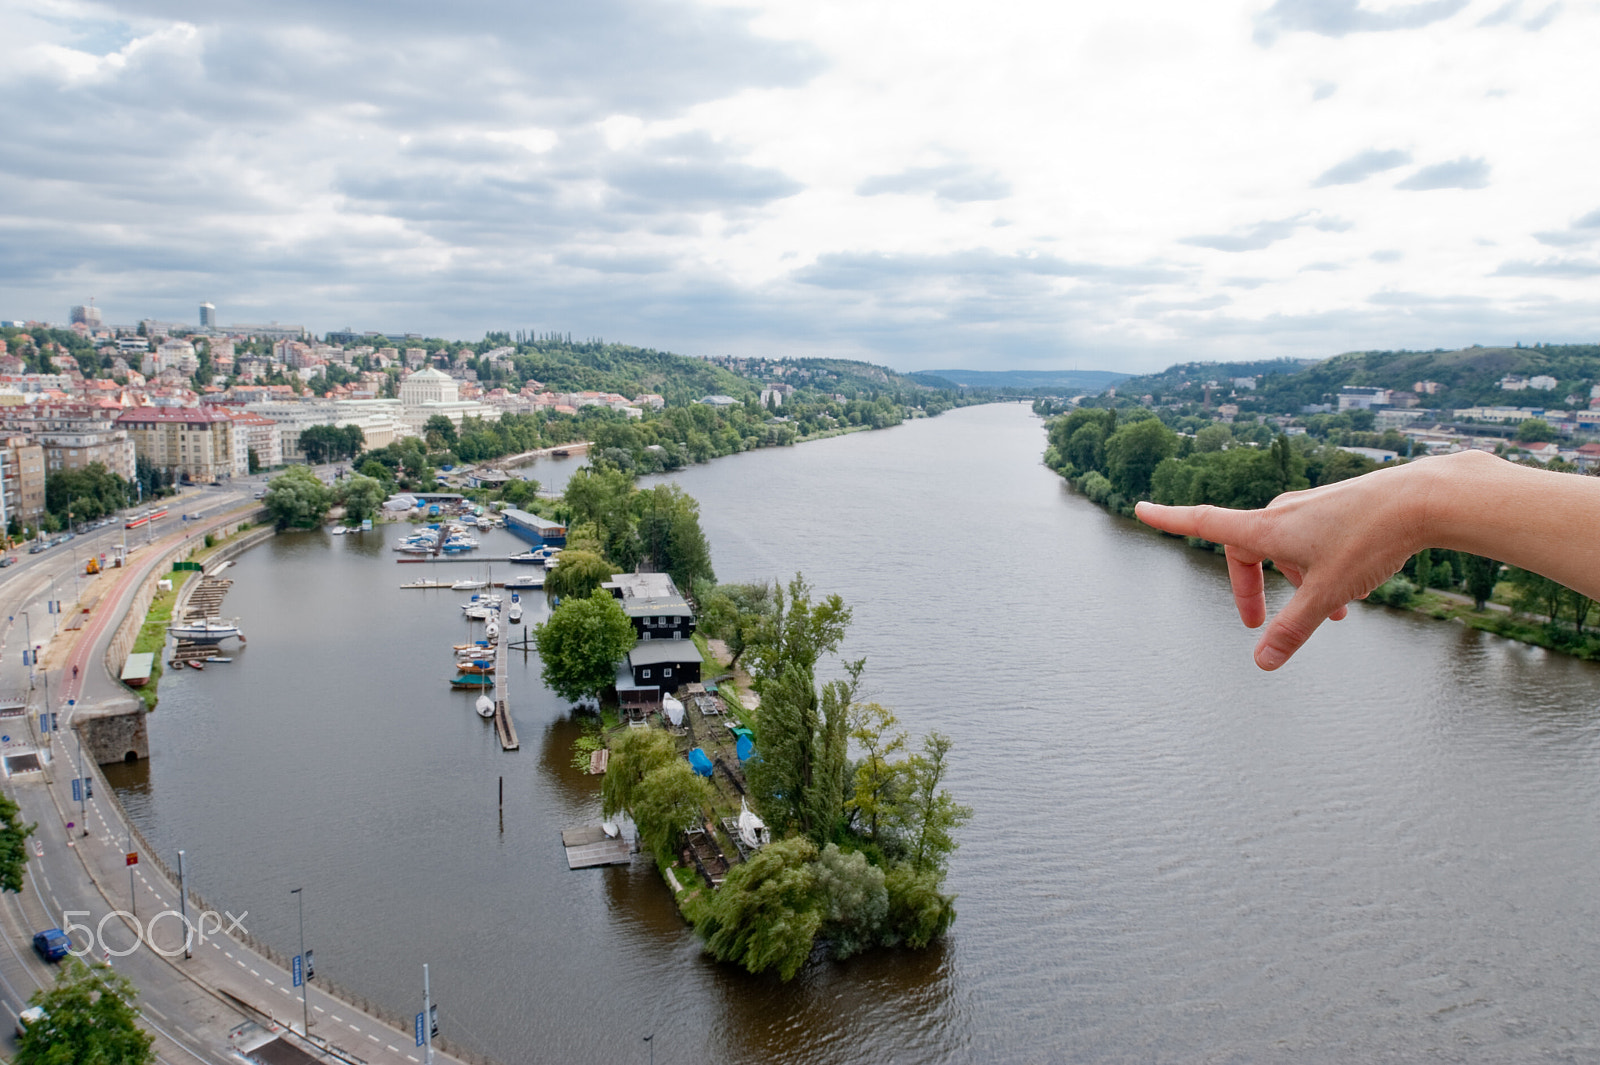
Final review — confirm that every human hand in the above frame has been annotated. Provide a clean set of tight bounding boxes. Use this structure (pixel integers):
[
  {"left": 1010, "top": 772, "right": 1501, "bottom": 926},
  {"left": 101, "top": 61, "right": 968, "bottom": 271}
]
[{"left": 1134, "top": 466, "right": 1425, "bottom": 670}]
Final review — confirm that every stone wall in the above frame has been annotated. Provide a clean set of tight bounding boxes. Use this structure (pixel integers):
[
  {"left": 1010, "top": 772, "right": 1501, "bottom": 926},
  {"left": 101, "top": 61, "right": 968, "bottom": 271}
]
[{"left": 78, "top": 704, "right": 149, "bottom": 764}]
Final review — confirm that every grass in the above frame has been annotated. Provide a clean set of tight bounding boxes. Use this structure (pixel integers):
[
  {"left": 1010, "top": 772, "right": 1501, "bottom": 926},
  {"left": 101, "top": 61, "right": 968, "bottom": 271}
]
[
  {"left": 129, "top": 572, "right": 193, "bottom": 711},
  {"left": 1404, "top": 589, "right": 1600, "bottom": 660}
]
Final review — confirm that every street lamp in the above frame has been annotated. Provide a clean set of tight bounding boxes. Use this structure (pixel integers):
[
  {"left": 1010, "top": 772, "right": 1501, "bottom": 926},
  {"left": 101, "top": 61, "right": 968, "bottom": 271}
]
[
  {"left": 291, "top": 888, "right": 309, "bottom": 1038},
  {"left": 19, "top": 610, "right": 33, "bottom": 689}
]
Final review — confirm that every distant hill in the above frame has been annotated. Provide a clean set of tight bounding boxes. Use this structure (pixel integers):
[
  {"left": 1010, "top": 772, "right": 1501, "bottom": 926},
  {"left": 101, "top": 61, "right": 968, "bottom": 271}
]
[
  {"left": 914, "top": 368, "right": 1131, "bottom": 393},
  {"left": 1099, "top": 345, "right": 1600, "bottom": 414}
]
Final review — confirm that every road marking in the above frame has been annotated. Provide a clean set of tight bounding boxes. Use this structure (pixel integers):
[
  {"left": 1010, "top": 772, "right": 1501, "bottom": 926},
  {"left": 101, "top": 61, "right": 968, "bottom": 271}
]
[
  {"left": 314, "top": 1006, "right": 325, "bottom": 1013},
  {"left": 388, "top": 1046, "right": 400, "bottom": 1054},
  {"left": 248, "top": 968, "right": 259, "bottom": 976},
  {"left": 368, "top": 1034, "right": 381, "bottom": 1044},
  {"left": 348, "top": 1023, "right": 361, "bottom": 1033},
  {"left": 331, "top": 1015, "right": 343, "bottom": 1023},
  {"left": 279, "top": 987, "right": 292, "bottom": 997},
  {"left": 145, "top": 1004, "right": 168, "bottom": 1021},
  {"left": 264, "top": 978, "right": 274, "bottom": 986}
]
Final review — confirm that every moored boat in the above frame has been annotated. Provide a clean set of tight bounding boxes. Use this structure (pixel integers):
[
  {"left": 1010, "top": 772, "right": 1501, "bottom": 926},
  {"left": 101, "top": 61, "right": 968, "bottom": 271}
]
[
  {"left": 168, "top": 617, "right": 242, "bottom": 643},
  {"left": 451, "top": 578, "right": 487, "bottom": 590},
  {"left": 476, "top": 694, "right": 495, "bottom": 718},
  {"left": 450, "top": 673, "right": 495, "bottom": 689}
]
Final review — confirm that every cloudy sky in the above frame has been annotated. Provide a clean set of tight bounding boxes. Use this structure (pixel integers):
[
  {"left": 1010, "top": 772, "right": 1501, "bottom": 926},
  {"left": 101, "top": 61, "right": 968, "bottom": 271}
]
[{"left": 2, "top": 0, "right": 1597, "bottom": 372}]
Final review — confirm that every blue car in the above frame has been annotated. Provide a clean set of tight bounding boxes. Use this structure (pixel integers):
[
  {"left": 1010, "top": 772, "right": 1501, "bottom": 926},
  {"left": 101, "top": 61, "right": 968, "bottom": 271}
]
[{"left": 32, "top": 928, "right": 70, "bottom": 962}]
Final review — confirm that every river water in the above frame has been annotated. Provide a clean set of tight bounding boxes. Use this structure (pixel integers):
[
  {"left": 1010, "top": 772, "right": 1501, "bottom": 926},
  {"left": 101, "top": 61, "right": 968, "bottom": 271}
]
[{"left": 110, "top": 403, "right": 1600, "bottom": 1063}]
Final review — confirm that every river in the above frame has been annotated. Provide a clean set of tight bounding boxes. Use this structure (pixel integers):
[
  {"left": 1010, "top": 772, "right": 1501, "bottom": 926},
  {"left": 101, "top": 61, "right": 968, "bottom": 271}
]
[{"left": 110, "top": 402, "right": 1600, "bottom": 1063}]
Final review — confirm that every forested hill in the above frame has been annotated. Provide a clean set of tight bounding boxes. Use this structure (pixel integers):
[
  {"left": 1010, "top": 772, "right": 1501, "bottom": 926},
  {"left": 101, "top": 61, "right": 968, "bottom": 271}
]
[
  {"left": 915, "top": 368, "right": 1130, "bottom": 393},
  {"left": 1106, "top": 345, "right": 1600, "bottom": 413}
]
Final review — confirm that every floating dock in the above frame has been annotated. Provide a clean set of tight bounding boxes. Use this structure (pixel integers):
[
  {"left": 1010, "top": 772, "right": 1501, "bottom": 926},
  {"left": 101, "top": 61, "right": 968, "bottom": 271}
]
[
  {"left": 492, "top": 634, "right": 519, "bottom": 751},
  {"left": 561, "top": 825, "right": 632, "bottom": 869}
]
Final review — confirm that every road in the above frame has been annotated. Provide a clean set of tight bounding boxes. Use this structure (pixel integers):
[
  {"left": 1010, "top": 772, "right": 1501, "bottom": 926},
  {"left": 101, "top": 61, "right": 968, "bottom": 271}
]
[{"left": 0, "top": 474, "right": 473, "bottom": 1065}]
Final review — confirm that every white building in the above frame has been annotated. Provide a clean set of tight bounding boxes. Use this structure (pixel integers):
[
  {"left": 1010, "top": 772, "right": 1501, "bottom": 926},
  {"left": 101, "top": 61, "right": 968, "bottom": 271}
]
[{"left": 398, "top": 367, "right": 500, "bottom": 433}]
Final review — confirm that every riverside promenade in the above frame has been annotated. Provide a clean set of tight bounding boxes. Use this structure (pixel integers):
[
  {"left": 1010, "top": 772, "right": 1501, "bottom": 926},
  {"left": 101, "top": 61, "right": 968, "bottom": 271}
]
[{"left": 1, "top": 495, "right": 491, "bottom": 1065}]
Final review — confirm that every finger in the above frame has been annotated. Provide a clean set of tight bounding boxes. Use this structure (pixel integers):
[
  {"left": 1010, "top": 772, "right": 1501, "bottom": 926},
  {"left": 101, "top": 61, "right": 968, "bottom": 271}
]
[
  {"left": 1329, "top": 604, "right": 1349, "bottom": 622},
  {"left": 1135, "top": 502, "right": 1263, "bottom": 550},
  {"left": 1254, "top": 585, "right": 1340, "bottom": 671},
  {"left": 1224, "top": 546, "right": 1267, "bottom": 628}
]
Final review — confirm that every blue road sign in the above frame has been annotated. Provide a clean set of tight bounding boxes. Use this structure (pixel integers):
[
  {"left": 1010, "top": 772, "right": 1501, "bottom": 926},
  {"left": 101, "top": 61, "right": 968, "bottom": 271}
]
[
  {"left": 292, "top": 954, "right": 303, "bottom": 987},
  {"left": 72, "top": 778, "right": 82, "bottom": 802},
  {"left": 415, "top": 1012, "right": 425, "bottom": 1047}
]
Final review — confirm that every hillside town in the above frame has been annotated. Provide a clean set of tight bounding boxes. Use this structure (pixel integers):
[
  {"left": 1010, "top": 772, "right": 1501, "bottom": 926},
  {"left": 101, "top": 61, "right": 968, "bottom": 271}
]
[{"left": 0, "top": 303, "right": 670, "bottom": 534}]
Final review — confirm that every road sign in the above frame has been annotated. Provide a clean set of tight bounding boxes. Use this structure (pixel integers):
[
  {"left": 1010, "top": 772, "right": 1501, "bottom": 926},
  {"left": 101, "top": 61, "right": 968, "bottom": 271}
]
[
  {"left": 305, "top": 949, "right": 314, "bottom": 980},
  {"left": 293, "top": 954, "right": 303, "bottom": 988},
  {"left": 415, "top": 1012, "right": 425, "bottom": 1047},
  {"left": 125, "top": 852, "right": 137, "bottom": 866},
  {"left": 72, "top": 778, "right": 81, "bottom": 802},
  {"left": 430, "top": 1004, "right": 438, "bottom": 1038}
]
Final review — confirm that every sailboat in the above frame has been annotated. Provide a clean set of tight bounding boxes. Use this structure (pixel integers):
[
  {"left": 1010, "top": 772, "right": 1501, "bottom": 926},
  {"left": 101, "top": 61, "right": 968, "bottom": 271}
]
[{"left": 476, "top": 694, "right": 495, "bottom": 718}]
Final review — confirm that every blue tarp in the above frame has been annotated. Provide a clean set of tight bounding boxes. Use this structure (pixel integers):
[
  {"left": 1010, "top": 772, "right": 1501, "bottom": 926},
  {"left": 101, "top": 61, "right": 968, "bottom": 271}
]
[
  {"left": 688, "top": 748, "right": 714, "bottom": 777},
  {"left": 736, "top": 736, "right": 754, "bottom": 762}
]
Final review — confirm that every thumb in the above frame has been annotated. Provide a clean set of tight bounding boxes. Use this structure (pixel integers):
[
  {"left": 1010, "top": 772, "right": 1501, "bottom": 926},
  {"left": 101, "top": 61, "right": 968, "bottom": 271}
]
[{"left": 1253, "top": 585, "right": 1338, "bottom": 671}]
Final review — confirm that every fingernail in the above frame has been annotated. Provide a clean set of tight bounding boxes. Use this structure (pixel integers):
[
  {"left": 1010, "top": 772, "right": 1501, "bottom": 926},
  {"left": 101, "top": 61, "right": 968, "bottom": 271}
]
[{"left": 1256, "top": 645, "right": 1285, "bottom": 671}]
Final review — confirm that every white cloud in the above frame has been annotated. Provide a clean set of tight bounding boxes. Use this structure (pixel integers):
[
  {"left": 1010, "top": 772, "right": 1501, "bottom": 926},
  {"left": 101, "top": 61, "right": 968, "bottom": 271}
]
[{"left": 0, "top": 0, "right": 1597, "bottom": 372}]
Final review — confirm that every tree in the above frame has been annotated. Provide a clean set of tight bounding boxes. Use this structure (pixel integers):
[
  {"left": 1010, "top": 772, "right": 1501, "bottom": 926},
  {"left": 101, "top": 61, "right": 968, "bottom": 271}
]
[
  {"left": 1412, "top": 549, "right": 1433, "bottom": 592},
  {"left": 745, "top": 573, "right": 852, "bottom": 683},
  {"left": 697, "top": 836, "right": 822, "bottom": 980},
  {"left": 846, "top": 702, "right": 905, "bottom": 840},
  {"left": 815, "top": 843, "right": 888, "bottom": 959},
  {"left": 892, "top": 733, "right": 973, "bottom": 876},
  {"left": 1516, "top": 418, "right": 1556, "bottom": 443},
  {"left": 601, "top": 729, "right": 678, "bottom": 821},
  {"left": 16, "top": 960, "right": 154, "bottom": 1065},
  {"left": 423, "top": 414, "right": 458, "bottom": 449},
  {"left": 1104, "top": 418, "right": 1178, "bottom": 499},
  {"left": 533, "top": 590, "right": 637, "bottom": 702},
  {"left": 632, "top": 760, "right": 712, "bottom": 865},
  {"left": 1, "top": 792, "right": 37, "bottom": 892},
  {"left": 262, "top": 466, "right": 334, "bottom": 530},
  {"left": 693, "top": 581, "right": 774, "bottom": 668},
  {"left": 247, "top": 447, "right": 261, "bottom": 474},
  {"left": 337, "top": 474, "right": 385, "bottom": 525},
  {"left": 543, "top": 549, "right": 615, "bottom": 604},
  {"left": 1194, "top": 423, "right": 1232, "bottom": 453},
  {"left": 563, "top": 466, "right": 640, "bottom": 570},
  {"left": 748, "top": 660, "right": 858, "bottom": 844},
  {"left": 882, "top": 863, "right": 957, "bottom": 949},
  {"left": 635, "top": 484, "right": 716, "bottom": 592}
]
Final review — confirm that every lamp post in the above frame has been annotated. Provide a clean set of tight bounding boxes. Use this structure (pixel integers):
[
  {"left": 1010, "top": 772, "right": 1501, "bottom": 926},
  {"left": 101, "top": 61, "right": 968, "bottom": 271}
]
[
  {"left": 291, "top": 888, "right": 309, "bottom": 1038},
  {"left": 423, "top": 963, "right": 434, "bottom": 1065},
  {"left": 20, "top": 610, "right": 32, "bottom": 689},
  {"left": 177, "top": 850, "right": 189, "bottom": 958}
]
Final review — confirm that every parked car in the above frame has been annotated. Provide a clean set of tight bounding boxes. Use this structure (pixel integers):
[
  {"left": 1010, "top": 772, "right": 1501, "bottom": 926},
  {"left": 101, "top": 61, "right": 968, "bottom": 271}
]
[
  {"left": 28, "top": 542, "right": 47, "bottom": 554},
  {"left": 32, "top": 928, "right": 70, "bottom": 962},
  {"left": 0, "top": 556, "right": 15, "bottom": 567}
]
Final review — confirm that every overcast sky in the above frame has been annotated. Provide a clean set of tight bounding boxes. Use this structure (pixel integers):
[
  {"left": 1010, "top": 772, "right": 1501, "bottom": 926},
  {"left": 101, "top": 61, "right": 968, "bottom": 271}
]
[{"left": 3, "top": 0, "right": 1597, "bottom": 372}]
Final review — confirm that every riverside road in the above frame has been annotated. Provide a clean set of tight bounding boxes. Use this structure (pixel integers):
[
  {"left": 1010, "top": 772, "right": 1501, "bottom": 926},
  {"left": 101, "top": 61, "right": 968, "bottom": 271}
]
[{"left": 0, "top": 477, "right": 474, "bottom": 1065}]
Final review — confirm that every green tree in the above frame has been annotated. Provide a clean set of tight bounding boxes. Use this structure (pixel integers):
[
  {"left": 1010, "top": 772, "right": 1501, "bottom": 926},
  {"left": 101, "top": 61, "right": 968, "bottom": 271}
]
[
  {"left": 1412, "top": 548, "right": 1433, "bottom": 591},
  {"left": 1103, "top": 418, "right": 1178, "bottom": 499},
  {"left": 1, "top": 792, "right": 38, "bottom": 893},
  {"left": 563, "top": 466, "right": 640, "bottom": 570},
  {"left": 845, "top": 701, "right": 905, "bottom": 840},
  {"left": 1516, "top": 418, "right": 1555, "bottom": 443},
  {"left": 632, "top": 760, "right": 712, "bottom": 865},
  {"left": 1194, "top": 423, "right": 1232, "bottom": 453},
  {"left": 247, "top": 447, "right": 261, "bottom": 474},
  {"left": 423, "top": 414, "right": 458, "bottom": 449},
  {"left": 16, "top": 960, "right": 154, "bottom": 1065},
  {"left": 882, "top": 863, "right": 957, "bottom": 949},
  {"left": 749, "top": 659, "right": 858, "bottom": 844},
  {"left": 692, "top": 581, "right": 774, "bottom": 669},
  {"left": 892, "top": 732, "right": 973, "bottom": 876},
  {"left": 337, "top": 474, "right": 385, "bottom": 525},
  {"left": 1463, "top": 554, "right": 1500, "bottom": 610},
  {"left": 745, "top": 573, "right": 852, "bottom": 683},
  {"left": 533, "top": 590, "right": 636, "bottom": 702},
  {"left": 543, "top": 549, "right": 615, "bottom": 604},
  {"left": 815, "top": 843, "right": 888, "bottom": 959},
  {"left": 262, "top": 466, "right": 334, "bottom": 530},
  {"left": 601, "top": 729, "right": 679, "bottom": 821},
  {"left": 696, "top": 836, "right": 822, "bottom": 980}
]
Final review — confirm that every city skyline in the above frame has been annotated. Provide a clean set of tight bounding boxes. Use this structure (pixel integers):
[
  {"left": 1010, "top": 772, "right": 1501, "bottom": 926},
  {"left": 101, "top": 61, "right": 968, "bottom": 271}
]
[{"left": 2, "top": 0, "right": 1597, "bottom": 372}]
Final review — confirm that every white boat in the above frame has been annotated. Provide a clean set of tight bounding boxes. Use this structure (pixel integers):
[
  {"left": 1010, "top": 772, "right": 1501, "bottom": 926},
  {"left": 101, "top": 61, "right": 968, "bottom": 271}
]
[
  {"left": 508, "top": 602, "right": 523, "bottom": 624},
  {"left": 329, "top": 526, "right": 349, "bottom": 535},
  {"left": 476, "top": 694, "right": 495, "bottom": 718},
  {"left": 451, "top": 578, "right": 487, "bottom": 590},
  {"left": 503, "top": 572, "right": 544, "bottom": 589},
  {"left": 485, "top": 618, "right": 500, "bottom": 640},
  {"left": 168, "top": 617, "right": 242, "bottom": 643},
  {"left": 462, "top": 605, "right": 492, "bottom": 620},
  {"left": 738, "top": 798, "right": 770, "bottom": 850},
  {"left": 508, "top": 551, "right": 543, "bottom": 564}
]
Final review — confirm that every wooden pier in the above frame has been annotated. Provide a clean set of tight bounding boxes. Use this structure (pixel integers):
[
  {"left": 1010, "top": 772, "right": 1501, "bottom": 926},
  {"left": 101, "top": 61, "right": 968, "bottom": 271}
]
[
  {"left": 561, "top": 825, "right": 632, "bottom": 869},
  {"left": 492, "top": 632, "right": 519, "bottom": 751}
]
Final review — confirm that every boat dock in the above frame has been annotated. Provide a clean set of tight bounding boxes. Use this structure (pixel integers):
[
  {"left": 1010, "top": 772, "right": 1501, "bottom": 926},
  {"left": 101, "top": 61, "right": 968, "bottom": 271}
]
[
  {"left": 561, "top": 825, "right": 632, "bottom": 869},
  {"left": 397, "top": 556, "right": 543, "bottom": 564},
  {"left": 492, "top": 634, "right": 519, "bottom": 751}
]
